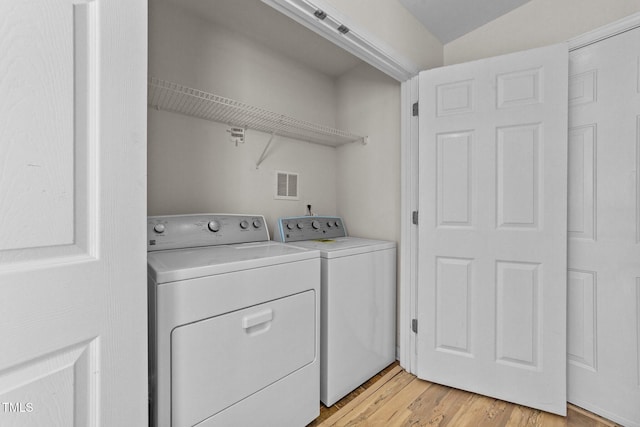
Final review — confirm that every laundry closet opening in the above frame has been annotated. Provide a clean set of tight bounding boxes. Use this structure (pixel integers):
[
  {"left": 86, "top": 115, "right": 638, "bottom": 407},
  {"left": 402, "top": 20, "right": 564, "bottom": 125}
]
[{"left": 147, "top": 0, "right": 403, "bottom": 245}]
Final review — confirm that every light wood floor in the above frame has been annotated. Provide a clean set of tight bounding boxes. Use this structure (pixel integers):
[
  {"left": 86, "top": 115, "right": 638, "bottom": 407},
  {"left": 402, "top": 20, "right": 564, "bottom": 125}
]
[{"left": 308, "top": 363, "right": 619, "bottom": 427}]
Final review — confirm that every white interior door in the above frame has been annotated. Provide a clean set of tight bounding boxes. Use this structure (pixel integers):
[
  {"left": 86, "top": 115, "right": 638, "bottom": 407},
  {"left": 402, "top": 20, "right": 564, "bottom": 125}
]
[
  {"left": 567, "top": 25, "right": 640, "bottom": 427},
  {"left": 0, "top": 0, "right": 147, "bottom": 425},
  {"left": 417, "top": 43, "right": 568, "bottom": 415}
]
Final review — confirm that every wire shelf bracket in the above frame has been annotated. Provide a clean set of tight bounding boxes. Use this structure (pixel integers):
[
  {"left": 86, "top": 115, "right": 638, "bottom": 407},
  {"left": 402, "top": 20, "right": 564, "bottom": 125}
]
[{"left": 256, "top": 132, "right": 276, "bottom": 169}]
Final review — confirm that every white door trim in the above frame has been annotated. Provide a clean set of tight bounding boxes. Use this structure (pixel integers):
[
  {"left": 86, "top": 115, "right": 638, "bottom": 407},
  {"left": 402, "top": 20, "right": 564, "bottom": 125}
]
[
  {"left": 568, "top": 12, "right": 640, "bottom": 51},
  {"left": 399, "top": 76, "right": 420, "bottom": 371},
  {"left": 260, "top": 0, "right": 419, "bottom": 82}
]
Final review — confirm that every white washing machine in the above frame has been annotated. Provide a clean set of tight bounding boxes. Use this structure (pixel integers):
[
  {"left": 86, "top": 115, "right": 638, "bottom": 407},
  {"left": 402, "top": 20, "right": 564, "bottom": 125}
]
[
  {"left": 275, "top": 216, "right": 396, "bottom": 407},
  {"left": 147, "top": 214, "right": 320, "bottom": 427}
]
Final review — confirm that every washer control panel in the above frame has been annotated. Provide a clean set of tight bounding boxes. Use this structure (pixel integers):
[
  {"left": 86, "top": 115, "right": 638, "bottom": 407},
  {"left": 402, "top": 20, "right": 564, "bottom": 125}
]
[
  {"left": 147, "top": 214, "right": 268, "bottom": 251},
  {"left": 275, "top": 216, "right": 347, "bottom": 242}
]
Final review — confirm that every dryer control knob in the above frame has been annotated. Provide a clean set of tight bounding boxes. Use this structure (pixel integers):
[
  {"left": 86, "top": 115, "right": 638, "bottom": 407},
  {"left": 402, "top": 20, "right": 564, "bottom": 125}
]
[
  {"left": 286, "top": 222, "right": 294, "bottom": 230},
  {"left": 326, "top": 222, "right": 333, "bottom": 228},
  {"left": 312, "top": 220, "right": 320, "bottom": 229},
  {"left": 334, "top": 221, "right": 341, "bottom": 227},
  {"left": 253, "top": 219, "right": 262, "bottom": 228},
  {"left": 153, "top": 224, "right": 166, "bottom": 233},
  {"left": 240, "top": 220, "right": 249, "bottom": 229},
  {"left": 207, "top": 221, "right": 220, "bottom": 232},
  {"left": 297, "top": 222, "right": 304, "bottom": 229}
]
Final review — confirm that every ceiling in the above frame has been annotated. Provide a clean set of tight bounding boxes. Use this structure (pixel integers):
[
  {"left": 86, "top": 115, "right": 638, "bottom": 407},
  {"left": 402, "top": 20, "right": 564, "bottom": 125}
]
[
  {"left": 160, "top": 0, "right": 531, "bottom": 77},
  {"left": 399, "top": 0, "right": 532, "bottom": 43}
]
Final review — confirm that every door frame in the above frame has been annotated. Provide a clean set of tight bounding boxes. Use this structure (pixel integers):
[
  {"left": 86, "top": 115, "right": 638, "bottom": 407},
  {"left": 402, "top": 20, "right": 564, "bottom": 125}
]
[{"left": 399, "top": 11, "right": 640, "bottom": 374}]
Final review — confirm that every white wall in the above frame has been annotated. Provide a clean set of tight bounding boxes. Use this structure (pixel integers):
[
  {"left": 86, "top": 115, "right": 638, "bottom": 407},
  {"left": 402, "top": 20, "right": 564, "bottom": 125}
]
[
  {"left": 324, "top": 0, "right": 443, "bottom": 244},
  {"left": 335, "top": 63, "right": 401, "bottom": 242},
  {"left": 148, "top": 1, "right": 340, "bottom": 235},
  {"left": 444, "top": 0, "right": 640, "bottom": 65},
  {"left": 323, "top": 0, "right": 443, "bottom": 71}
]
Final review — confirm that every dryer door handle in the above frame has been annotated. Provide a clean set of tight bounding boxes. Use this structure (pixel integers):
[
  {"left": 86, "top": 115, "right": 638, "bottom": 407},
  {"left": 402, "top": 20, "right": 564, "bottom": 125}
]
[{"left": 242, "top": 309, "right": 273, "bottom": 329}]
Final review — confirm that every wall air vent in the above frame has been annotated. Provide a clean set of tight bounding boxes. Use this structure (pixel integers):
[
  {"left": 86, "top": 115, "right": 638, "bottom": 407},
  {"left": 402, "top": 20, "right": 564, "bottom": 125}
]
[{"left": 275, "top": 171, "right": 299, "bottom": 200}]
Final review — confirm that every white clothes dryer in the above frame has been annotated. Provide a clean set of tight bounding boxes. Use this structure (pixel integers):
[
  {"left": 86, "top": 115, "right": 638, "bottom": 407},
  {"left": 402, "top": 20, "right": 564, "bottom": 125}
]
[
  {"left": 147, "top": 214, "right": 320, "bottom": 427},
  {"left": 275, "top": 216, "right": 396, "bottom": 407}
]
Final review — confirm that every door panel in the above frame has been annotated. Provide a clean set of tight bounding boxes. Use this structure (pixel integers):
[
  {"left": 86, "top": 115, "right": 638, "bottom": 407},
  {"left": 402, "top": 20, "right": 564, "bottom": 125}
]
[
  {"left": 417, "top": 43, "right": 568, "bottom": 415},
  {"left": 0, "top": 0, "right": 147, "bottom": 425},
  {"left": 568, "top": 26, "right": 640, "bottom": 427}
]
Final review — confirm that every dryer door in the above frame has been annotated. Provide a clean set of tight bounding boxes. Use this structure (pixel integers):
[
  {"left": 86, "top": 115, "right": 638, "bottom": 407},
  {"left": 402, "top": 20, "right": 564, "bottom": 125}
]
[{"left": 171, "top": 290, "right": 316, "bottom": 427}]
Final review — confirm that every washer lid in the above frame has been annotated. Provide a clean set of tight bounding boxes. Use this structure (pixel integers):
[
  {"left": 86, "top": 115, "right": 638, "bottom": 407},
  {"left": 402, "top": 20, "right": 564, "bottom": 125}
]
[
  {"left": 285, "top": 237, "right": 396, "bottom": 258},
  {"left": 148, "top": 241, "right": 319, "bottom": 284}
]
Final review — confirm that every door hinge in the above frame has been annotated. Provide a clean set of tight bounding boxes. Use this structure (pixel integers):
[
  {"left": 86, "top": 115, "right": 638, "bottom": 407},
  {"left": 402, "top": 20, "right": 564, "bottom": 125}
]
[
  {"left": 412, "top": 210, "right": 418, "bottom": 225},
  {"left": 411, "top": 318, "right": 418, "bottom": 333},
  {"left": 412, "top": 102, "right": 419, "bottom": 117}
]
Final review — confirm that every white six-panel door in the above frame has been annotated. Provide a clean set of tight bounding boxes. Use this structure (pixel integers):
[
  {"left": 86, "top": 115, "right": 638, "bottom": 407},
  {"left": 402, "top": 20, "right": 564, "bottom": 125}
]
[
  {"left": 417, "top": 43, "right": 569, "bottom": 415},
  {"left": 567, "top": 26, "right": 640, "bottom": 427},
  {"left": 0, "top": 0, "right": 147, "bottom": 425}
]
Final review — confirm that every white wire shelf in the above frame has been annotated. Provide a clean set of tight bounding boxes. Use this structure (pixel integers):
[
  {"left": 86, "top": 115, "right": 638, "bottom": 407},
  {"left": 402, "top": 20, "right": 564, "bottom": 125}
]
[{"left": 148, "top": 77, "right": 367, "bottom": 147}]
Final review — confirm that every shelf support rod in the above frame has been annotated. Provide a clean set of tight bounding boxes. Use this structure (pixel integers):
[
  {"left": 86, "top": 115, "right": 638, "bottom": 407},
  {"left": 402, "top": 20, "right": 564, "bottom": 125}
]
[{"left": 256, "top": 132, "right": 276, "bottom": 169}]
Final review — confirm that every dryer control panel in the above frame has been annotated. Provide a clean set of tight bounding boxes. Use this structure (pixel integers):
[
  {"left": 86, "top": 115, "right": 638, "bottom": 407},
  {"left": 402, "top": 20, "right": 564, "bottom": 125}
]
[
  {"left": 147, "top": 214, "right": 268, "bottom": 251},
  {"left": 275, "top": 216, "right": 347, "bottom": 242}
]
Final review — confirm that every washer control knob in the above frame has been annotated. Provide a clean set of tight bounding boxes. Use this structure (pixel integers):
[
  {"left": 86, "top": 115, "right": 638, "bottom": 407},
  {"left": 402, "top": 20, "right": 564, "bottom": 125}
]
[
  {"left": 312, "top": 220, "right": 320, "bottom": 229},
  {"left": 334, "top": 221, "right": 341, "bottom": 227},
  {"left": 286, "top": 222, "right": 294, "bottom": 230},
  {"left": 326, "top": 221, "right": 333, "bottom": 228},
  {"left": 240, "top": 220, "right": 249, "bottom": 229},
  {"left": 253, "top": 219, "right": 262, "bottom": 228},
  {"left": 207, "top": 221, "right": 220, "bottom": 232},
  {"left": 153, "top": 224, "right": 166, "bottom": 233},
  {"left": 297, "top": 222, "right": 304, "bottom": 229}
]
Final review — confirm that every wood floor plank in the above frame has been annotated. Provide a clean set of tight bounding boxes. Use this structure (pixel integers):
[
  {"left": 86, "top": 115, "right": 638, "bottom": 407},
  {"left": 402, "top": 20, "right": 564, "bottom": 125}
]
[
  {"left": 538, "top": 410, "right": 570, "bottom": 427},
  {"left": 568, "top": 404, "right": 617, "bottom": 427},
  {"left": 385, "top": 409, "right": 414, "bottom": 427},
  {"left": 426, "top": 387, "right": 477, "bottom": 427},
  {"left": 401, "top": 381, "right": 459, "bottom": 426},
  {"left": 476, "top": 398, "right": 515, "bottom": 426},
  {"left": 438, "top": 393, "right": 499, "bottom": 427},
  {"left": 365, "top": 378, "right": 432, "bottom": 425},
  {"left": 317, "top": 365, "right": 404, "bottom": 427},
  {"left": 406, "top": 381, "right": 450, "bottom": 413},
  {"left": 309, "top": 364, "right": 621, "bottom": 427},
  {"left": 506, "top": 405, "right": 544, "bottom": 426},
  {"left": 333, "top": 371, "right": 416, "bottom": 427}
]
